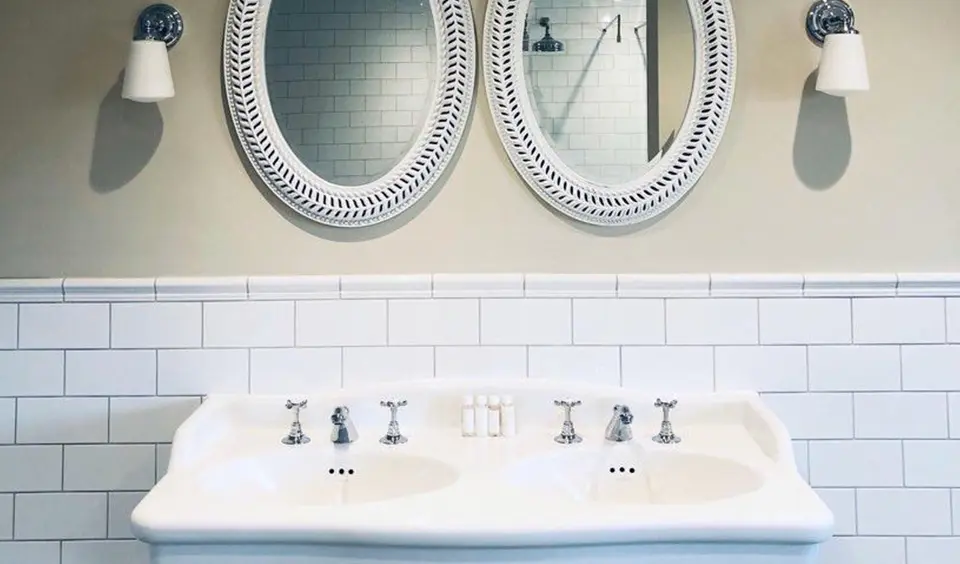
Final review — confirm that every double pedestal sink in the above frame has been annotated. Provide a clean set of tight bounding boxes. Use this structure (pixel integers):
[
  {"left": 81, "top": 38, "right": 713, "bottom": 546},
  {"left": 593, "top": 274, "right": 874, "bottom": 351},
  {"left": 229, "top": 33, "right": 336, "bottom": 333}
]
[{"left": 132, "top": 380, "right": 833, "bottom": 564}]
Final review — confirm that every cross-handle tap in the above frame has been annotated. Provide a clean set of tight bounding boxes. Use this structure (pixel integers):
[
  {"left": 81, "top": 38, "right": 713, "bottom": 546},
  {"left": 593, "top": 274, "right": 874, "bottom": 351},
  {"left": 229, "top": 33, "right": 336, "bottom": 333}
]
[
  {"left": 553, "top": 399, "right": 583, "bottom": 444},
  {"left": 281, "top": 399, "right": 310, "bottom": 445},
  {"left": 652, "top": 398, "right": 681, "bottom": 444},
  {"left": 330, "top": 405, "right": 359, "bottom": 444},
  {"left": 379, "top": 400, "right": 408, "bottom": 445},
  {"left": 604, "top": 404, "right": 634, "bottom": 442}
]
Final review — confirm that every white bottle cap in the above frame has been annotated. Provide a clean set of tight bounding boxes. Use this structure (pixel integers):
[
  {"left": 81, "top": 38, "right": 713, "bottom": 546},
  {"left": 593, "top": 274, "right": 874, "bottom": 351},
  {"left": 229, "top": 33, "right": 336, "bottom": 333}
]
[
  {"left": 475, "top": 394, "right": 488, "bottom": 406},
  {"left": 462, "top": 395, "right": 474, "bottom": 406},
  {"left": 489, "top": 395, "right": 501, "bottom": 407}
]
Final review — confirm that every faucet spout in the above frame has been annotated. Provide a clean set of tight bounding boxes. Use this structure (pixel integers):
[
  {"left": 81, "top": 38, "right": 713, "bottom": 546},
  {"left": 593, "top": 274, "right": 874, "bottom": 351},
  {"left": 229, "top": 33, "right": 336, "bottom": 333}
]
[
  {"left": 330, "top": 405, "right": 358, "bottom": 444},
  {"left": 605, "top": 404, "right": 633, "bottom": 442}
]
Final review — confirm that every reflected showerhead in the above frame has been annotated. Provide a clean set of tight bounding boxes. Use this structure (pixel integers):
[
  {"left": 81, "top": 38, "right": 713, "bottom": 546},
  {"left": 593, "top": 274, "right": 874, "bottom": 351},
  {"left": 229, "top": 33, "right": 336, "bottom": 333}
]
[{"left": 532, "top": 16, "right": 564, "bottom": 53}]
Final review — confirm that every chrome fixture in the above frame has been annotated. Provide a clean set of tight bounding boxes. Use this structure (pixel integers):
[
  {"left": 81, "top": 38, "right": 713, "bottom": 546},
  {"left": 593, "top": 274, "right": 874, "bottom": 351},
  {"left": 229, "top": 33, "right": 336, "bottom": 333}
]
[
  {"left": 123, "top": 4, "right": 184, "bottom": 102},
  {"left": 330, "top": 405, "right": 358, "bottom": 444},
  {"left": 652, "top": 399, "right": 680, "bottom": 444},
  {"left": 532, "top": 17, "right": 564, "bottom": 53},
  {"left": 379, "top": 400, "right": 408, "bottom": 445},
  {"left": 134, "top": 3, "right": 185, "bottom": 48},
  {"left": 281, "top": 399, "right": 310, "bottom": 445},
  {"left": 604, "top": 404, "right": 633, "bottom": 442},
  {"left": 553, "top": 399, "right": 582, "bottom": 444},
  {"left": 805, "top": 0, "right": 855, "bottom": 46},
  {"left": 805, "top": 0, "right": 869, "bottom": 96},
  {"left": 601, "top": 14, "right": 622, "bottom": 43}
]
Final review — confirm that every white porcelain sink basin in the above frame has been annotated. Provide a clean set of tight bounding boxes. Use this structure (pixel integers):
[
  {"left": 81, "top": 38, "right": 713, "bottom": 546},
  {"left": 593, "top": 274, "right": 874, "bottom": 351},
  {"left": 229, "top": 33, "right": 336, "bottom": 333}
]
[
  {"left": 506, "top": 448, "right": 763, "bottom": 505},
  {"left": 200, "top": 451, "right": 459, "bottom": 506},
  {"left": 132, "top": 379, "right": 833, "bottom": 564}
]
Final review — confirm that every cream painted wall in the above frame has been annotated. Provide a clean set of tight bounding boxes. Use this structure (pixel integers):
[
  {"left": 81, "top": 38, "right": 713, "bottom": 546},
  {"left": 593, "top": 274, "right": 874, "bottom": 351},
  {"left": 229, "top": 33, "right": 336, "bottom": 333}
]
[{"left": 0, "top": 0, "right": 958, "bottom": 277}]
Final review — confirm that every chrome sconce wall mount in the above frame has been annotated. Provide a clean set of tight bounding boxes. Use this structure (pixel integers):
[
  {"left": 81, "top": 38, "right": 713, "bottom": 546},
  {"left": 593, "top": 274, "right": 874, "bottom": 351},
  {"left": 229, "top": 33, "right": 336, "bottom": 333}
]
[
  {"left": 805, "top": 0, "right": 869, "bottom": 97},
  {"left": 122, "top": 4, "right": 185, "bottom": 103}
]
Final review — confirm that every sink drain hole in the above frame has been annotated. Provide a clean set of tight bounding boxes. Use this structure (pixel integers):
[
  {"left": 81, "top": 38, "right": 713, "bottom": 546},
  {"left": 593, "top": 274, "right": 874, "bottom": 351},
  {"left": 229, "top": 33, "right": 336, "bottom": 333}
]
[{"left": 608, "top": 467, "right": 637, "bottom": 474}]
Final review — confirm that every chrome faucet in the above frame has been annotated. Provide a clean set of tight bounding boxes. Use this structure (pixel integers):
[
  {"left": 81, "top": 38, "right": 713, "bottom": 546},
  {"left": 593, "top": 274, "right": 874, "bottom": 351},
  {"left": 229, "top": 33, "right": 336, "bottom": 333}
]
[
  {"left": 330, "top": 405, "right": 358, "bottom": 444},
  {"left": 604, "top": 404, "right": 634, "bottom": 442},
  {"left": 652, "top": 398, "right": 680, "bottom": 444},
  {"left": 281, "top": 399, "right": 310, "bottom": 445},
  {"left": 553, "top": 399, "right": 583, "bottom": 444},
  {"left": 379, "top": 400, "right": 408, "bottom": 445}
]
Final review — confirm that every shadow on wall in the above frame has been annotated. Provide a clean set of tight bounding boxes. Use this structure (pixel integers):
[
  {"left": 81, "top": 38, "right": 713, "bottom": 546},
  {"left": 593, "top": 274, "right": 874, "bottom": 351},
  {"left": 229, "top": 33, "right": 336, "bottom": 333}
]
[
  {"left": 793, "top": 70, "right": 851, "bottom": 191},
  {"left": 89, "top": 73, "right": 164, "bottom": 194}
]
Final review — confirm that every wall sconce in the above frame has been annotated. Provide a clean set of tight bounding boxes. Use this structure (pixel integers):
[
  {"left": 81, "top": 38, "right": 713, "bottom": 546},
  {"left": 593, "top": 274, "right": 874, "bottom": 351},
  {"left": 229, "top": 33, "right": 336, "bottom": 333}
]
[
  {"left": 122, "top": 4, "right": 184, "bottom": 103},
  {"left": 805, "top": 0, "right": 869, "bottom": 97}
]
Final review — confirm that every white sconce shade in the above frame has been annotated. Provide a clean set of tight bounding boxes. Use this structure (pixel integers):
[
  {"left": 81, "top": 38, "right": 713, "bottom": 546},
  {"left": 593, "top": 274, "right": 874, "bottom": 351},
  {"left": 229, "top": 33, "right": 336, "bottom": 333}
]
[
  {"left": 816, "top": 33, "right": 869, "bottom": 97},
  {"left": 122, "top": 39, "right": 175, "bottom": 103}
]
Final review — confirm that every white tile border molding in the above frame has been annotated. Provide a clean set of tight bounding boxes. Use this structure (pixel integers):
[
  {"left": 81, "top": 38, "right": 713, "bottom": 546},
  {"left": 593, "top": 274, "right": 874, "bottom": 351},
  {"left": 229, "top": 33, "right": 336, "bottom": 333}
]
[{"left": 1, "top": 274, "right": 959, "bottom": 301}]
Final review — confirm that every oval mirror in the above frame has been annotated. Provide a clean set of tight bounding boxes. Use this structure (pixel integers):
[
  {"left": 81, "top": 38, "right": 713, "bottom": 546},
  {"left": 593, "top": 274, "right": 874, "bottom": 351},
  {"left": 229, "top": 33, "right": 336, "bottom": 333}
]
[
  {"left": 483, "top": 0, "right": 736, "bottom": 226},
  {"left": 224, "top": 0, "right": 476, "bottom": 227}
]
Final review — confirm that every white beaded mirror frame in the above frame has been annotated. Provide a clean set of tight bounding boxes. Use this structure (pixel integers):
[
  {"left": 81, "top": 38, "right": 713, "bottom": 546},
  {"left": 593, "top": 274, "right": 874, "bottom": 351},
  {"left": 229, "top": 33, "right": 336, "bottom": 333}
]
[
  {"left": 483, "top": 0, "right": 736, "bottom": 226},
  {"left": 224, "top": 0, "right": 476, "bottom": 227}
]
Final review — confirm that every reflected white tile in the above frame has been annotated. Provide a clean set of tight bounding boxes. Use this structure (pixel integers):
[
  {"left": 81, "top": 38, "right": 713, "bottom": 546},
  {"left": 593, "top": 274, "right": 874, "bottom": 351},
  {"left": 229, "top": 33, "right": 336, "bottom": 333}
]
[
  {"left": 0, "top": 279, "right": 63, "bottom": 303},
  {"left": 524, "top": 274, "right": 616, "bottom": 297},
  {"left": 341, "top": 275, "right": 431, "bottom": 298},
  {"left": 0, "top": 400, "right": 12, "bottom": 444},
  {"left": 0, "top": 494, "right": 10, "bottom": 540},
  {"left": 432, "top": 274, "right": 523, "bottom": 298},
  {"left": 156, "top": 277, "right": 247, "bottom": 301},
  {"left": 907, "top": 538, "right": 960, "bottom": 564},
  {"left": 617, "top": 274, "right": 709, "bottom": 298},
  {"left": 64, "top": 278, "right": 155, "bottom": 302},
  {"left": 248, "top": 276, "right": 339, "bottom": 300},
  {"left": 813, "top": 489, "right": 855, "bottom": 535},
  {"left": 0, "top": 541, "right": 61, "bottom": 564}
]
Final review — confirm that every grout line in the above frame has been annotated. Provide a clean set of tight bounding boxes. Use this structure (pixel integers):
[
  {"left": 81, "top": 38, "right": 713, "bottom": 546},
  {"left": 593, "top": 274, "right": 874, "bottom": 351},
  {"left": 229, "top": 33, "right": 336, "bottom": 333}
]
[
  {"left": 107, "top": 303, "right": 113, "bottom": 349},
  {"left": 900, "top": 439, "right": 906, "bottom": 487},
  {"left": 944, "top": 297, "right": 950, "bottom": 342},
  {"left": 15, "top": 303, "right": 19, "bottom": 350},
  {"left": 853, "top": 487, "right": 859, "bottom": 534}
]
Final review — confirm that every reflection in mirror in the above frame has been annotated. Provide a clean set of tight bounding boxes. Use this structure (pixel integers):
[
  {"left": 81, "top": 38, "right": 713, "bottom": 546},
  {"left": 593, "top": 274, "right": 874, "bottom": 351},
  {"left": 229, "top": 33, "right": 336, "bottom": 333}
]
[
  {"left": 265, "top": 0, "right": 437, "bottom": 186},
  {"left": 522, "top": 0, "right": 693, "bottom": 185}
]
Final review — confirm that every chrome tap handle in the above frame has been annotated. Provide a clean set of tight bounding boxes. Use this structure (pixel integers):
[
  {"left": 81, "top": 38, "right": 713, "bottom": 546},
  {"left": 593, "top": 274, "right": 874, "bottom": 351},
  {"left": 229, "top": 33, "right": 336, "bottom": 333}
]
[
  {"left": 379, "top": 400, "right": 408, "bottom": 445},
  {"left": 330, "top": 405, "right": 359, "bottom": 444},
  {"left": 281, "top": 399, "right": 310, "bottom": 445},
  {"left": 605, "top": 404, "right": 634, "bottom": 442},
  {"left": 553, "top": 399, "right": 583, "bottom": 444},
  {"left": 652, "top": 398, "right": 681, "bottom": 444}
]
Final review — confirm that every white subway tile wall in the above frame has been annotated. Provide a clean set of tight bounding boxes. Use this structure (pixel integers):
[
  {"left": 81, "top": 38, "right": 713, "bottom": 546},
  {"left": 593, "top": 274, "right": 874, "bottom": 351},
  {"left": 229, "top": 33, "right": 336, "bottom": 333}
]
[
  {"left": 264, "top": 0, "right": 437, "bottom": 186},
  {"left": 0, "top": 273, "right": 957, "bottom": 564},
  {"left": 523, "top": 0, "right": 652, "bottom": 184}
]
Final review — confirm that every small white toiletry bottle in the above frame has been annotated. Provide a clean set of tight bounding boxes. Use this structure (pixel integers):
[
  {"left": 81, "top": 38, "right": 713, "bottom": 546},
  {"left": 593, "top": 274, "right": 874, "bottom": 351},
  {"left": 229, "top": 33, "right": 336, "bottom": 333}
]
[
  {"left": 488, "top": 395, "right": 501, "bottom": 437},
  {"left": 461, "top": 395, "right": 475, "bottom": 437},
  {"left": 500, "top": 395, "right": 516, "bottom": 437},
  {"left": 474, "top": 395, "right": 489, "bottom": 437}
]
